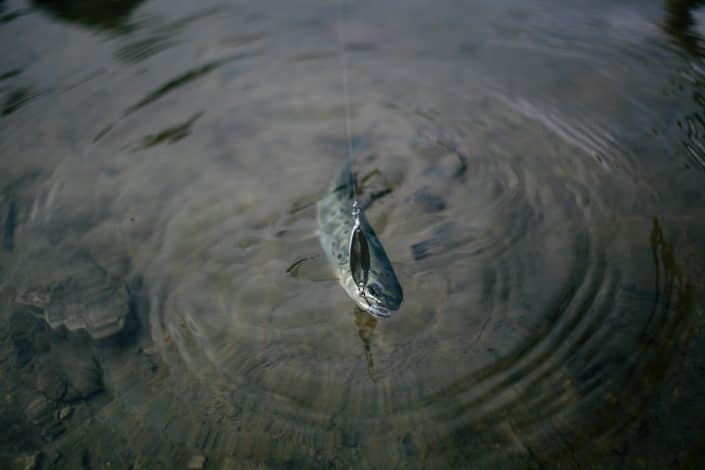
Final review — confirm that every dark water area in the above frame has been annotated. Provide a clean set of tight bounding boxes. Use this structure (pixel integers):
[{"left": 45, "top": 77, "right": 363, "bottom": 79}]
[{"left": 2, "top": 0, "right": 705, "bottom": 468}]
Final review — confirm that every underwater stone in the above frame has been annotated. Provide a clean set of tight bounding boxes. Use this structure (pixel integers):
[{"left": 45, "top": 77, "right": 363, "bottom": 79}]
[
  {"left": 35, "top": 345, "right": 104, "bottom": 401},
  {"left": 42, "top": 421, "right": 65, "bottom": 442},
  {"left": 25, "top": 396, "right": 66, "bottom": 441},
  {"left": 23, "top": 452, "right": 41, "bottom": 470},
  {"left": 56, "top": 406, "right": 72, "bottom": 421},
  {"left": 14, "top": 287, "right": 50, "bottom": 309},
  {"left": 9, "top": 309, "right": 50, "bottom": 366},
  {"left": 12, "top": 240, "right": 132, "bottom": 341},
  {"left": 187, "top": 455, "right": 207, "bottom": 469},
  {"left": 36, "top": 359, "right": 68, "bottom": 401},
  {"left": 63, "top": 357, "right": 103, "bottom": 400},
  {"left": 26, "top": 397, "right": 54, "bottom": 425},
  {"left": 44, "top": 278, "right": 129, "bottom": 341},
  {"left": 15, "top": 277, "right": 129, "bottom": 340},
  {"left": 15, "top": 452, "right": 42, "bottom": 470}
]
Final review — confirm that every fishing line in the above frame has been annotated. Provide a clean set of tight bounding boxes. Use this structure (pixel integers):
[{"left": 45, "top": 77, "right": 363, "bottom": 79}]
[
  {"left": 336, "top": 0, "right": 357, "bottom": 197},
  {"left": 337, "top": 0, "right": 373, "bottom": 297}
]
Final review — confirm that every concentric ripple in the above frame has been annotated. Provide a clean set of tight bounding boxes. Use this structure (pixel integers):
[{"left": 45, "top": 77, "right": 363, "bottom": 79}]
[
  {"left": 1, "top": 0, "right": 703, "bottom": 467},
  {"left": 122, "top": 80, "right": 694, "bottom": 464}
]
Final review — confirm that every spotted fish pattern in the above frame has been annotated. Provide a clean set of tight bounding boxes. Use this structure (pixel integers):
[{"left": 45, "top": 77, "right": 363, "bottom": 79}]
[{"left": 316, "top": 162, "right": 403, "bottom": 318}]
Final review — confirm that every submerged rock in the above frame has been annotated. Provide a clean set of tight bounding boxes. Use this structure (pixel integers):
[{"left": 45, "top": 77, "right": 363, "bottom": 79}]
[
  {"left": 36, "top": 360, "right": 67, "bottom": 401},
  {"left": 9, "top": 229, "right": 133, "bottom": 341},
  {"left": 26, "top": 397, "right": 53, "bottom": 425},
  {"left": 36, "top": 350, "right": 103, "bottom": 402},
  {"left": 8, "top": 309, "right": 50, "bottom": 366},
  {"left": 14, "top": 452, "right": 42, "bottom": 470},
  {"left": 187, "top": 455, "right": 207, "bottom": 470},
  {"left": 64, "top": 356, "right": 103, "bottom": 400},
  {"left": 14, "top": 287, "right": 50, "bottom": 310},
  {"left": 23, "top": 452, "right": 41, "bottom": 470},
  {"left": 56, "top": 406, "right": 72, "bottom": 421},
  {"left": 14, "top": 266, "right": 130, "bottom": 341},
  {"left": 25, "top": 397, "right": 65, "bottom": 442},
  {"left": 45, "top": 277, "right": 129, "bottom": 341}
]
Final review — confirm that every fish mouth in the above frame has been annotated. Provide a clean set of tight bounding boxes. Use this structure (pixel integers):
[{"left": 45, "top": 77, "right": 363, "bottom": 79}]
[{"left": 366, "top": 302, "right": 394, "bottom": 319}]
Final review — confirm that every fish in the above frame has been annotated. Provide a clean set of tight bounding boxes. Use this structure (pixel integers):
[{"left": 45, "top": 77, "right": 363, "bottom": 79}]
[{"left": 316, "top": 161, "right": 403, "bottom": 318}]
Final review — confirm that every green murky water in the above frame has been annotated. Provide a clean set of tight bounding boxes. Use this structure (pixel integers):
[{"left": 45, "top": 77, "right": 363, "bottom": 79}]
[{"left": 2, "top": 0, "right": 705, "bottom": 468}]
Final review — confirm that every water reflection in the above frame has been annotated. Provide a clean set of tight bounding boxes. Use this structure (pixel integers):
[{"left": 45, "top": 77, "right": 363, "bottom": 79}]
[
  {"left": 664, "top": 0, "right": 705, "bottom": 56},
  {"left": 0, "top": 7, "right": 31, "bottom": 24},
  {"left": 124, "top": 57, "right": 234, "bottom": 115},
  {"left": 115, "top": 6, "right": 232, "bottom": 64},
  {"left": 0, "top": 69, "right": 21, "bottom": 81},
  {"left": 134, "top": 112, "right": 203, "bottom": 150},
  {"left": 1, "top": 87, "right": 37, "bottom": 116},
  {"left": 32, "top": 0, "right": 145, "bottom": 31},
  {"left": 660, "top": 0, "right": 705, "bottom": 170}
]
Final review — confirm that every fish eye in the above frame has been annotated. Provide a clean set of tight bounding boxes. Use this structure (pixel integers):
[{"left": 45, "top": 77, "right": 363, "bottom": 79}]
[{"left": 367, "top": 282, "right": 382, "bottom": 297}]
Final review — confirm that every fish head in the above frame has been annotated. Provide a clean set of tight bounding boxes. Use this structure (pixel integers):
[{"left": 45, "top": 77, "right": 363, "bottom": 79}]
[
  {"left": 347, "top": 211, "right": 403, "bottom": 318},
  {"left": 361, "top": 274, "right": 403, "bottom": 318}
]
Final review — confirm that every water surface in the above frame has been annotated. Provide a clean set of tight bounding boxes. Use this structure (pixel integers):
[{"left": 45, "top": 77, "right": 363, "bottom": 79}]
[{"left": 2, "top": 0, "right": 705, "bottom": 468}]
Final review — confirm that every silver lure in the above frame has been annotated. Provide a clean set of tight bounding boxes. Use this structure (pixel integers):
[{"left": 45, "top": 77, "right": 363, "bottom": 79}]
[{"left": 316, "top": 163, "right": 403, "bottom": 318}]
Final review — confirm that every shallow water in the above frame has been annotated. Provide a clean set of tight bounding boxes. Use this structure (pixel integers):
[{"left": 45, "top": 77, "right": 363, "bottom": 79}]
[{"left": 2, "top": 0, "right": 705, "bottom": 468}]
